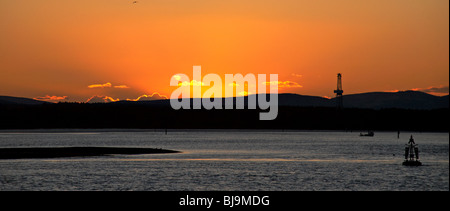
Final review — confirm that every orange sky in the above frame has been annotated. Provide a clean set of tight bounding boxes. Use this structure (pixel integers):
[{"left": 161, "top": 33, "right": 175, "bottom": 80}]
[{"left": 0, "top": 0, "right": 448, "bottom": 102}]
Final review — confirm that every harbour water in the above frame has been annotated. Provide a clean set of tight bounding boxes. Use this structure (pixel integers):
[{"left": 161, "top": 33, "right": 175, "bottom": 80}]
[{"left": 0, "top": 130, "right": 448, "bottom": 191}]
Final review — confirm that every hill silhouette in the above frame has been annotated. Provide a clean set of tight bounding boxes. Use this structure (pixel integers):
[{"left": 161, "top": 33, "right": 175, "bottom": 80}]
[
  {"left": 0, "top": 91, "right": 448, "bottom": 131},
  {"left": 1, "top": 91, "right": 448, "bottom": 110},
  {"left": 0, "top": 96, "right": 49, "bottom": 105},
  {"left": 337, "top": 91, "right": 449, "bottom": 110},
  {"left": 109, "top": 91, "right": 448, "bottom": 110}
]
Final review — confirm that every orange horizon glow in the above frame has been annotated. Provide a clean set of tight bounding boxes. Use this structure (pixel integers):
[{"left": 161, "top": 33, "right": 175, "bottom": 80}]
[{"left": 0, "top": 0, "right": 448, "bottom": 102}]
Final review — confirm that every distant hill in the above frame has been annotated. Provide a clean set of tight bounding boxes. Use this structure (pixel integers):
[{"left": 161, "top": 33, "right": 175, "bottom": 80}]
[
  {"left": 1, "top": 92, "right": 448, "bottom": 131},
  {"left": 0, "top": 96, "right": 49, "bottom": 105},
  {"left": 1, "top": 91, "right": 448, "bottom": 109},
  {"left": 127, "top": 91, "right": 447, "bottom": 110},
  {"left": 112, "top": 93, "right": 332, "bottom": 108},
  {"left": 334, "top": 91, "right": 449, "bottom": 110},
  {"left": 276, "top": 93, "right": 332, "bottom": 107},
  {"left": 270, "top": 91, "right": 447, "bottom": 109}
]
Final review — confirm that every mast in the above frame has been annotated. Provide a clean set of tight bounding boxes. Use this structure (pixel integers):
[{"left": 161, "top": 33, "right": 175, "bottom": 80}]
[{"left": 334, "top": 73, "right": 343, "bottom": 109}]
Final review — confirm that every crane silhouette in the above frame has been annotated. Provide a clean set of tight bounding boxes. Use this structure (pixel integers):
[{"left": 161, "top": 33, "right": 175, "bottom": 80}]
[{"left": 334, "top": 73, "right": 344, "bottom": 109}]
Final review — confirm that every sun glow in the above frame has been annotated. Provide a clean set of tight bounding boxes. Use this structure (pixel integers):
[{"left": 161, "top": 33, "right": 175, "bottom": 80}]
[{"left": 0, "top": 0, "right": 447, "bottom": 101}]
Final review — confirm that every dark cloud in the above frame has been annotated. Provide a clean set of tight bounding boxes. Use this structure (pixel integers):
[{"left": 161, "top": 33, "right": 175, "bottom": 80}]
[
  {"left": 34, "top": 95, "right": 68, "bottom": 102},
  {"left": 412, "top": 85, "right": 449, "bottom": 95}
]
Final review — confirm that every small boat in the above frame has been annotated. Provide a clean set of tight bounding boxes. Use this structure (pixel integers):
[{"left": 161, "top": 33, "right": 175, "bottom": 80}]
[
  {"left": 360, "top": 131, "right": 374, "bottom": 137},
  {"left": 402, "top": 135, "right": 422, "bottom": 166}
]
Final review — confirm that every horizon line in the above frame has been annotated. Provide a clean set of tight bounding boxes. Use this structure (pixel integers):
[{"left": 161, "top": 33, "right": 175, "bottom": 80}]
[{"left": 2, "top": 90, "right": 448, "bottom": 104}]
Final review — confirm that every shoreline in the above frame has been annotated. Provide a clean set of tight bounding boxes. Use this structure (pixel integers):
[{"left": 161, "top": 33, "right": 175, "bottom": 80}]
[{"left": 0, "top": 147, "right": 181, "bottom": 159}]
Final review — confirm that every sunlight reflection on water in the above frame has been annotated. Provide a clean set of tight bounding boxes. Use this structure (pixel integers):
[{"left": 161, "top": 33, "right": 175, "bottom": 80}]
[{"left": 0, "top": 130, "right": 448, "bottom": 191}]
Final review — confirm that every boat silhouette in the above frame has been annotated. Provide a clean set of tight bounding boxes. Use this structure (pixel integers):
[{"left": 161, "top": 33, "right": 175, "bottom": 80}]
[{"left": 360, "top": 131, "right": 374, "bottom": 137}]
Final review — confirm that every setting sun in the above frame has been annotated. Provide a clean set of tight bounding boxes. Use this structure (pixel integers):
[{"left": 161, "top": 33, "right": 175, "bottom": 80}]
[
  {"left": 0, "top": 0, "right": 448, "bottom": 102},
  {"left": 0, "top": 0, "right": 448, "bottom": 194}
]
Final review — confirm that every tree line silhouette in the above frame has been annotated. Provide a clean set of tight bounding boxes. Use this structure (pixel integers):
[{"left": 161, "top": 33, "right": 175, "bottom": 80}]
[{"left": 0, "top": 102, "right": 448, "bottom": 132}]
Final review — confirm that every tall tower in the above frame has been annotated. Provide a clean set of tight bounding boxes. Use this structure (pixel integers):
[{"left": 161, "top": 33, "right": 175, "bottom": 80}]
[{"left": 334, "top": 73, "right": 343, "bottom": 109}]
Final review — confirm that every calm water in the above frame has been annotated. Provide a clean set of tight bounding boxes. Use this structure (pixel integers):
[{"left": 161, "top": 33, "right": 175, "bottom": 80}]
[{"left": 0, "top": 130, "right": 448, "bottom": 191}]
